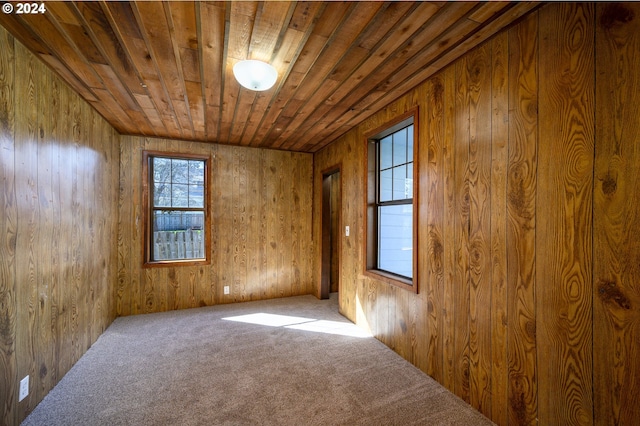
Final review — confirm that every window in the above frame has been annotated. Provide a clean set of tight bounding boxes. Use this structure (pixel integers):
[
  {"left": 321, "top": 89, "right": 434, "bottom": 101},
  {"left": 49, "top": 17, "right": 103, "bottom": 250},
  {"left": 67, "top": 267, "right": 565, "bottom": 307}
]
[
  {"left": 365, "top": 110, "right": 417, "bottom": 291},
  {"left": 143, "top": 151, "right": 210, "bottom": 266}
]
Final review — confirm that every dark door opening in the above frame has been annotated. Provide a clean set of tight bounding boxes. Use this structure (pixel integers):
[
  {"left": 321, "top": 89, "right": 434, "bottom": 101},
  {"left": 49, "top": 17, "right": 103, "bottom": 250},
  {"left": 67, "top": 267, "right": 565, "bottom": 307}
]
[{"left": 321, "top": 169, "right": 341, "bottom": 300}]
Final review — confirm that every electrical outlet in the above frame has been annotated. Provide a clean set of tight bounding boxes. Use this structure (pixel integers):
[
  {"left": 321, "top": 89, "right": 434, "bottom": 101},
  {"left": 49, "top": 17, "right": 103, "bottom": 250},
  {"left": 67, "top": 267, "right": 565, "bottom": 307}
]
[
  {"left": 345, "top": 226, "right": 350, "bottom": 237},
  {"left": 223, "top": 286, "right": 230, "bottom": 295},
  {"left": 19, "top": 376, "right": 29, "bottom": 402}
]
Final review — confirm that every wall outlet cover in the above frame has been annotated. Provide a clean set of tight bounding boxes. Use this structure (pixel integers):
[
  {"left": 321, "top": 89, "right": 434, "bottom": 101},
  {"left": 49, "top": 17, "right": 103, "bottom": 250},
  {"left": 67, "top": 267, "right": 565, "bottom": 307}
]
[
  {"left": 19, "top": 376, "right": 29, "bottom": 402},
  {"left": 224, "top": 286, "right": 230, "bottom": 295}
]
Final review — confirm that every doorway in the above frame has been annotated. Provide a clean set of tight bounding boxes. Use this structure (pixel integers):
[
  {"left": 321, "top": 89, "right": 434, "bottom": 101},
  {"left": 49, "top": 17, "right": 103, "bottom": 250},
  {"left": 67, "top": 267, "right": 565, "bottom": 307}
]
[{"left": 321, "top": 168, "right": 341, "bottom": 300}]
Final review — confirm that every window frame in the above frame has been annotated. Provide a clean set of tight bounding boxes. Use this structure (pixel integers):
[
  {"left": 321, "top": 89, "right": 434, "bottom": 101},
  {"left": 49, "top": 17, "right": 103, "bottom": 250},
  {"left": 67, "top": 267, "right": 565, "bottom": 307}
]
[
  {"left": 142, "top": 150, "right": 212, "bottom": 267},
  {"left": 364, "top": 109, "right": 419, "bottom": 293}
]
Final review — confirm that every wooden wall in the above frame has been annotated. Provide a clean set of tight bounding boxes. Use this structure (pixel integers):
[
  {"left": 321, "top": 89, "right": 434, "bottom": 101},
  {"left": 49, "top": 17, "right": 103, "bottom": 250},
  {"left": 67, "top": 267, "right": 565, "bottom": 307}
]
[
  {"left": 313, "top": 3, "right": 640, "bottom": 425},
  {"left": 0, "top": 26, "right": 120, "bottom": 425},
  {"left": 117, "top": 136, "right": 313, "bottom": 316}
]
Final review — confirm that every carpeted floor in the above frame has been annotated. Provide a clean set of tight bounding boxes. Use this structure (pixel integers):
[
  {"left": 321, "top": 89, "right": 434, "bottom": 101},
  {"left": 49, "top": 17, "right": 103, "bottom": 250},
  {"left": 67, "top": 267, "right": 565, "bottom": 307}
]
[{"left": 22, "top": 294, "right": 494, "bottom": 425}]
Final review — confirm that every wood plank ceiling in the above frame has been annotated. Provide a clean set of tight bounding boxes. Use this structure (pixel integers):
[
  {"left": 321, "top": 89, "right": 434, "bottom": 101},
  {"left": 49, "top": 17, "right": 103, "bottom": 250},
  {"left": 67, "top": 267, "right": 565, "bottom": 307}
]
[{"left": 0, "top": 1, "right": 539, "bottom": 152}]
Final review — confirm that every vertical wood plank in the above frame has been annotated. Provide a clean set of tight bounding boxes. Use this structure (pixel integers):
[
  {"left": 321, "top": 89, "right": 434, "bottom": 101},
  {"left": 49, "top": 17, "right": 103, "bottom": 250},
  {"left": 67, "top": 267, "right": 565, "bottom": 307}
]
[
  {"left": 258, "top": 148, "right": 268, "bottom": 299},
  {"left": 441, "top": 65, "right": 457, "bottom": 393},
  {"left": 265, "top": 149, "right": 279, "bottom": 299},
  {"left": 0, "top": 26, "right": 17, "bottom": 426},
  {"left": 424, "top": 74, "right": 444, "bottom": 382},
  {"left": 216, "top": 144, "right": 234, "bottom": 303},
  {"left": 94, "top": 118, "right": 107, "bottom": 334},
  {"left": 392, "top": 288, "right": 411, "bottom": 361},
  {"left": 232, "top": 145, "right": 247, "bottom": 301},
  {"left": 69, "top": 88, "right": 82, "bottom": 364},
  {"left": 506, "top": 12, "right": 538, "bottom": 426},
  {"left": 57, "top": 75, "right": 73, "bottom": 381},
  {"left": 300, "top": 155, "right": 313, "bottom": 295},
  {"left": 594, "top": 2, "right": 640, "bottom": 424},
  {"left": 290, "top": 153, "right": 303, "bottom": 296},
  {"left": 341, "top": 132, "right": 361, "bottom": 322},
  {"left": 246, "top": 147, "right": 261, "bottom": 300},
  {"left": 117, "top": 136, "right": 132, "bottom": 316},
  {"left": 36, "top": 59, "right": 53, "bottom": 403},
  {"left": 538, "top": 3, "right": 594, "bottom": 425},
  {"left": 80, "top": 100, "right": 92, "bottom": 354},
  {"left": 453, "top": 56, "right": 471, "bottom": 403},
  {"left": 89, "top": 105, "right": 100, "bottom": 335},
  {"left": 14, "top": 42, "right": 39, "bottom": 416},
  {"left": 490, "top": 30, "right": 509, "bottom": 426},
  {"left": 109, "top": 127, "right": 120, "bottom": 321},
  {"left": 467, "top": 42, "right": 493, "bottom": 415},
  {"left": 279, "top": 153, "right": 293, "bottom": 298},
  {"left": 132, "top": 137, "right": 147, "bottom": 314}
]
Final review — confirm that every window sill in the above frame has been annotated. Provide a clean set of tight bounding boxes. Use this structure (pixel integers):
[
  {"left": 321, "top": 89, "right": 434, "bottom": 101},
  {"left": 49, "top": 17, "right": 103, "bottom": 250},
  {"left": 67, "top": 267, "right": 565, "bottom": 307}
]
[
  {"left": 143, "top": 258, "right": 210, "bottom": 268},
  {"left": 363, "top": 269, "right": 416, "bottom": 293}
]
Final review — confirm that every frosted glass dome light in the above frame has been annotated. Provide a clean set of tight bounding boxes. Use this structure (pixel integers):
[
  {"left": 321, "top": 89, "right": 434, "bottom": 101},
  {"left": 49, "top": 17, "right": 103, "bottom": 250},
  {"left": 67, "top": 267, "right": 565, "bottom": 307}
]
[{"left": 233, "top": 60, "right": 278, "bottom": 91}]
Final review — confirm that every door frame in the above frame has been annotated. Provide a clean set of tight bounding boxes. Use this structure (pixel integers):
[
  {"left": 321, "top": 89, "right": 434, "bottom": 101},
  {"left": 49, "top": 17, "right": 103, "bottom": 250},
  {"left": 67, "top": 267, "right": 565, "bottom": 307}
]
[{"left": 320, "top": 165, "right": 342, "bottom": 300}]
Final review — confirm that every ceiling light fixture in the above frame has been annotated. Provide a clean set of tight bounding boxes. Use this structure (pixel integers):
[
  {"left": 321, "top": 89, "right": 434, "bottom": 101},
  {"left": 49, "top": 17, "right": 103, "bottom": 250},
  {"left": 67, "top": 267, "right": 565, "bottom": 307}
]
[{"left": 233, "top": 60, "right": 278, "bottom": 91}]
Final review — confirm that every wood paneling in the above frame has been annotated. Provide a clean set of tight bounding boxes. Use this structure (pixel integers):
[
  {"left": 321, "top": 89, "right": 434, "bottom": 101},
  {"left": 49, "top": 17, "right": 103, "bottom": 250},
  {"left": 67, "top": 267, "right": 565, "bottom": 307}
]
[
  {"left": 538, "top": 3, "right": 594, "bottom": 425},
  {"left": 593, "top": 2, "right": 640, "bottom": 424},
  {"left": 3, "top": 3, "right": 640, "bottom": 426},
  {"left": 313, "top": 3, "right": 638, "bottom": 425},
  {"left": 505, "top": 13, "right": 538, "bottom": 425},
  {"left": 0, "top": 25, "right": 119, "bottom": 425},
  {"left": 116, "top": 137, "right": 313, "bottom": 316},
  {"left": 0, "top": 25, "right": 17, "bottom": 426},
  {"left": 489, "top": 30, "right": 509, "bottom": 426}
]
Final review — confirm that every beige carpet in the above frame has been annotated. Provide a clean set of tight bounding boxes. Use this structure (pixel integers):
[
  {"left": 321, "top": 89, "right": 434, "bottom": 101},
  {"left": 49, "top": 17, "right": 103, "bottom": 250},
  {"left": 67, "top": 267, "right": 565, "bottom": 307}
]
[{"left": 22, "top": 294, "right": 494, "bottom": 426}]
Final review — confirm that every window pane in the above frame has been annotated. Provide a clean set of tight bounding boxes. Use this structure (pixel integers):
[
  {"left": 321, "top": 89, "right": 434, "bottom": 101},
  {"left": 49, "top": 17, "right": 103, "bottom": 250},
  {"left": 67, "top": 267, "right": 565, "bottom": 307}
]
[
  {"left": 392, "top": 166, "right": 406, "bottom": 200},
  {"left": 380, "top": 169, "right": 393, "bottom": 202},
  {"left": 152, "top": 211, "right": 205, "bottom": 260},
  {"left": 153, "top": 157, "right": 171, "bottom": 183},
  {"left": 378, "top": 204, "right": 413, "bottom": 278},
  {"left": 154, "top": 182, "right": 171, "bottom": 207},
  {"left": 406, "top": 163, "right": 413, "bottom": 198},
  {"left": 154, "top": 210, "right": 204, "bottom": 231},
  {"left": 189, "top": 160, "right": 205, "bottom": 184},
  {"left": 189, "top": 183, "right": 204, "bottom": 208},
  {"left": 171, "top": 159, "right": 189, "bottom": 184},
  {"left": 393, "top": 128, "right": 407, "bottom": 166},
  {"left": 172, "top": 183, "right": 189, "bottom": 207},
  {"left": 380, "top": 135, "right": 393, "bottom": 170}
]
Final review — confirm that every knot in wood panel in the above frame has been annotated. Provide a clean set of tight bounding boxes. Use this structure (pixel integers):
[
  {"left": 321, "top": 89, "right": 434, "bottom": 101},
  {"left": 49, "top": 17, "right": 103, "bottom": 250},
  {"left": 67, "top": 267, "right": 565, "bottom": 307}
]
[
  {"left": 597, "top": 280, "right": 631, "bottom": 310},
  {"left": 601, "top": 173, "right": 617, "bottom": 196},
  {"left": 600, "top": 3, "right": 635, "bottom": 30}
]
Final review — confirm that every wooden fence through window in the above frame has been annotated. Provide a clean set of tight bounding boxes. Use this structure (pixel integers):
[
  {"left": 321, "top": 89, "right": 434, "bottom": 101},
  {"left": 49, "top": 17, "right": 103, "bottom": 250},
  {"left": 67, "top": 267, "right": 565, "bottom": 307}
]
[{"left": 153, "top": 230, "right": 205, "bottom": 260}]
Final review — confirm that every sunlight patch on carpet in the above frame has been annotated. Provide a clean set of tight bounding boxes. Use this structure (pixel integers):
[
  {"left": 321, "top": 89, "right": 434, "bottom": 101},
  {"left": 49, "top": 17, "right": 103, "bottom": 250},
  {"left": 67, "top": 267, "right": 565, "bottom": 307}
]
[{"left": 222, "top": 313, "right": 371, "bottom": 338}]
